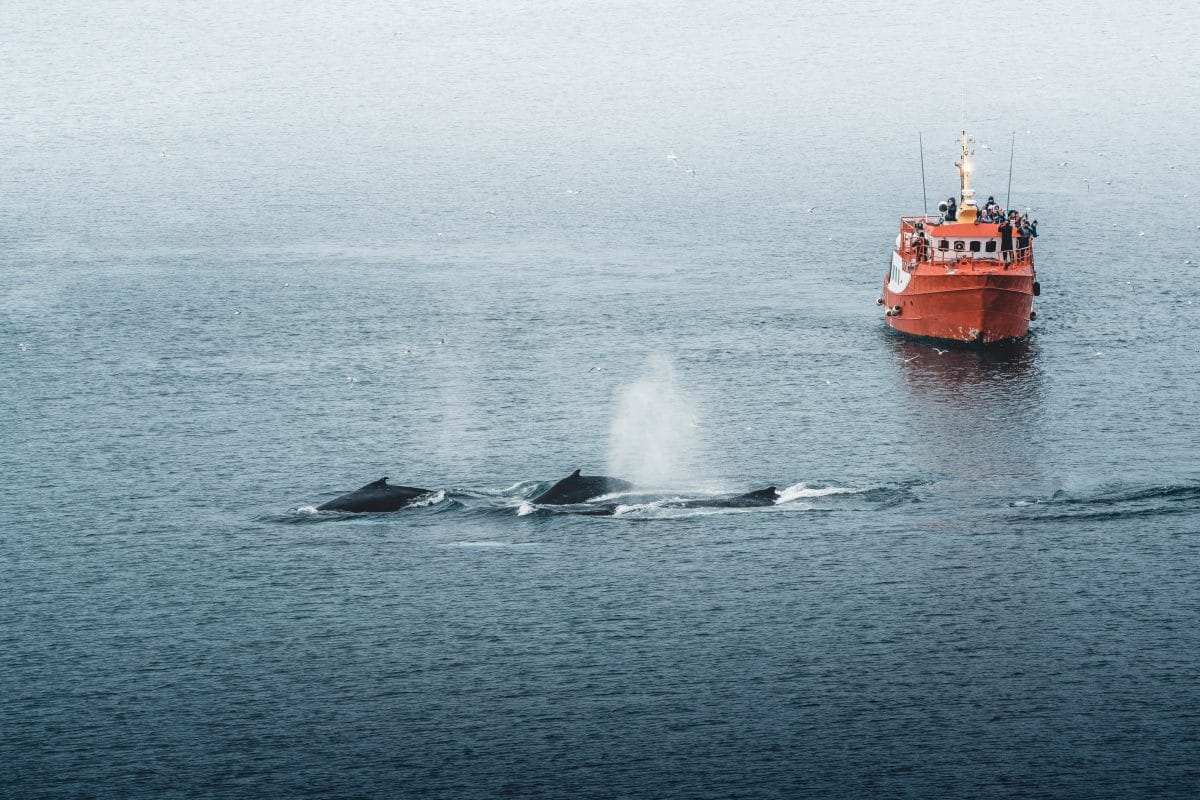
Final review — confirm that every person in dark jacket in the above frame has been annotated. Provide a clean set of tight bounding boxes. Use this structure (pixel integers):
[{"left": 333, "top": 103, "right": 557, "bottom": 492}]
[
  {"left": 1016, "top": 222, "right": 1030, "bottom": 259},
  {"left": 1018, "top": 216, "right": 1038, "bottom": 259},
  {"left": 913, "top": 231, "right": 929, "bottom": 262},
  {"left": 998, "top": 218, "right": 1014, "bottom": 264},
  {"left": 946, "top": 196, "right": 958, "bottom": 222}
]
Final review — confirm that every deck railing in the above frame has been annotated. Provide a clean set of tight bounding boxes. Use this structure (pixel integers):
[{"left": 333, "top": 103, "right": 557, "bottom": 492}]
[{"left": 896, "top": 215, "right": 1035, "bottom": 271}]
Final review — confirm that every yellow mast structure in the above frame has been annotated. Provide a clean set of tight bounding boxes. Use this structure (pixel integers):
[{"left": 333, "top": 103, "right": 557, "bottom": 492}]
[{"left": 955, "top": 130, "right": 979, "bottom": 224}]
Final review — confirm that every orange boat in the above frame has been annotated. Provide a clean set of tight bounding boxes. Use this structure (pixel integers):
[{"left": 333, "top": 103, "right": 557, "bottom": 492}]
[{"left": 880, "top": 132, "right": 1039, "bottom": 345}]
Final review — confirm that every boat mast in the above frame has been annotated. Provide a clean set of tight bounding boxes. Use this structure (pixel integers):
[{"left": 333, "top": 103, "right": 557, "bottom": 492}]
[{"left": 955, "top": 130, "right": 978, "bottom": 224}]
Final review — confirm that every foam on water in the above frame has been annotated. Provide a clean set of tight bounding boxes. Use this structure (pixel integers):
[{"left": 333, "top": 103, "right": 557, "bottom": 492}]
[
  {"left": 776, "top": 483, "right": 861, "bottom": 504},
  {"left": 409, "top": 489, "right": 446, "bottom": 508}
]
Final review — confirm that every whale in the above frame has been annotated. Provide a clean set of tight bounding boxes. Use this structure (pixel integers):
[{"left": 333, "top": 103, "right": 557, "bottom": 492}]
[
  {"left": 677, "top": 486, "right": 780, "bottom": 508},
  {"left": 317, "top": 477, "right": 434, "bottom": 513},
  {"left": 543, "top": 486, "right": 781, "bottom": 516},
  {"left": 532, "top": 469, "right": 635, "bottom": 505},
  {"left": 530, "top": 470, "right": 780, "bottom": 513}
]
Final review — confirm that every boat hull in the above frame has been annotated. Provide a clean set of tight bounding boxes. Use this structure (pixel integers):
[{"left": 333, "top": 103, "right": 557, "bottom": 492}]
[{"left": 882, "top": 271, "right": 1034, "bottom": 345}]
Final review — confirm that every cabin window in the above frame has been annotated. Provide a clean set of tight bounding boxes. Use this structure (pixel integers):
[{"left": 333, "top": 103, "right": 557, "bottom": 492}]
[
  {"left": 953, "top": 241, "right": 965, "bottom": 251},
  {"left": 938, "top": 239, "right": 949, "bottom": 250},
  {"left": 969, "top": 241, "right": 981, "bottom": 252},
  {"left": 985, "top": 241, "right": 997, "bottom": 253}
]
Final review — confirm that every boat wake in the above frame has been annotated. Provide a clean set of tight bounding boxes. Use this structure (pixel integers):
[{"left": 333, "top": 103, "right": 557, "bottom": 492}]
[{"left": 1008, "top": 481, "right": 1200, "bottom": 523}]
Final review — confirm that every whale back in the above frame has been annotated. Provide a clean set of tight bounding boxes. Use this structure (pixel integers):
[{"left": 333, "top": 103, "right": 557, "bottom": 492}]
[
  {"left": 533, "top": 469, "right": 635, "bottom": 505},
  {"left": 722, "top": 486, "right": 780, "bottom": 507},
  {"left": 317, "top": 477, "right": 433, "bottom": 513}
]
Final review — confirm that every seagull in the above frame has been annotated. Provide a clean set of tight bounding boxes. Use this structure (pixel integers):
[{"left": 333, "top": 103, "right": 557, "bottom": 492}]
[
  {"left": 980, "top": 143, "right": 991, "bottom": 150},
  {"left": 807, "top": 206, "right": 817, "bottom": 213},
  {"left": 437, "top": 336, "right": 446, "bottom": 344},
  {"left": 160, "top": 147, "right": 167, "bottom": 158},
  {"left": 281, "top": 282, "right": 290, "bottom": 288},
  {"left": 233, "top": 308, "right": 241, "bottom": 315},
  {"left": 588, "top": 366, "right": 604, "bottom": 372},
  {"left": 346, "top": 376, "right": 358, "bottom": 385},
  {"left": 1058, "top": 161, "right": 1069, "bottom": 167},
  {"left": 666, "top": 150, "right": 677, "bottom": 161},
  {"left": 485, "top": 209, "right": 496, "bottom": 216},
  {"left": 903, "top": 355, "right": 920, "bottom": 363},
  {"left": 18, "top": 342, "right": 29, "bottom": 351},
  {"left": 685, "top": 168, "right": 695, "bottom": 176},
  {"left": 1138, "top": 231, "right": 1146, "bottom": 236},
  {"left": 1084, "top": 178, "right": 1090, "bottom": 191},
  {"left": 404, "top": 348, "right": 413, "bottom": 355},
  {"left": 933, "top": 347, "right": 948, "bottom": 355}
]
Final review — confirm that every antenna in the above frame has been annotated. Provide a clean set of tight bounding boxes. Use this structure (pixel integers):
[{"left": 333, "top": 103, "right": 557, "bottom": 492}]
[
  {"left": 919, "top": 132, "right": 928, "bottom": 214},
  {"left": 1006, "top": 131, "right": 1016, "bottom": 211}
]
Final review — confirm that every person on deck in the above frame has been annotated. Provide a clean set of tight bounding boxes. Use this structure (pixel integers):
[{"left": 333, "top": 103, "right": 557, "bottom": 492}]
[
  {"left": 945, "top": 197, "right": 958, "bottom": 222},
  {"left": 998, "top": 218, "right": 1014, "bottom": 264},
  {"left": 1018, "top": 217, "right": 1037, "bottom": 259},
  {"left": 1015, "top": 219, "right": 1030, "bottom": 260},
  {"left": 913, "top": 231, "right": 929, "bottom": 262}
]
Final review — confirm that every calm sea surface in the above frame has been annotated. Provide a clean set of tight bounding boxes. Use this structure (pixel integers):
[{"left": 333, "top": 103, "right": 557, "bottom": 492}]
[{"left": 3, "top": 1, "right": 1199, "bottom": 797}]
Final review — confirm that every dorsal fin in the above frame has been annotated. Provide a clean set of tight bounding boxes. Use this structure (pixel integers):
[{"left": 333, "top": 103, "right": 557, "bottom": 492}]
[
  {"left": 368, "top": 477, "right": 388, "bottom": 488},
  {"left": 570, "top": 469, "right": 581, "bottom": 478}
]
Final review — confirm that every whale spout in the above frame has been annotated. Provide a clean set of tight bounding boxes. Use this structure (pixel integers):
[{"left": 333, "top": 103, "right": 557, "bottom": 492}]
[{"left": 316, "top": 477, "right": 434, "bottom": 513}]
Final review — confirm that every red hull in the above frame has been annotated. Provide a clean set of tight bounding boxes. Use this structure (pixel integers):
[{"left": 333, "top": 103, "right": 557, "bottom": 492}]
[{"left": 883, "top": 269, "right": 1034, "bottom": 344}]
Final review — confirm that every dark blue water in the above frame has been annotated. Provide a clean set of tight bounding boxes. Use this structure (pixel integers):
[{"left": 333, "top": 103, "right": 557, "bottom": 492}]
[{"left": 4, "top": 2, "right": 1200, "bottom": 797}]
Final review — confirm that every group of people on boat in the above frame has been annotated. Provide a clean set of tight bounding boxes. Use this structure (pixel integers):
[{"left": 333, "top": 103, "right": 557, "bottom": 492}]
[
  {"left": 995, "top": 203, "right": 1038, "bottom": 263},
  {"left": 910, "top": 194, "right": 1038, "bottom": 264}
]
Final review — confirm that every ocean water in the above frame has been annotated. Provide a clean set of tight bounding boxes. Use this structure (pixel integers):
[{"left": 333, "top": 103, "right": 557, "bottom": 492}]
[{"left": 3, "top": 1, "right": 1200, "bottom": 797}]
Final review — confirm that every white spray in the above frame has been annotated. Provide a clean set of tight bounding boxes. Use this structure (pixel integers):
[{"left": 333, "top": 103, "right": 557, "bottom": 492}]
[{"left": 607, "top": 355, "right": 703, "bottom": 488}]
